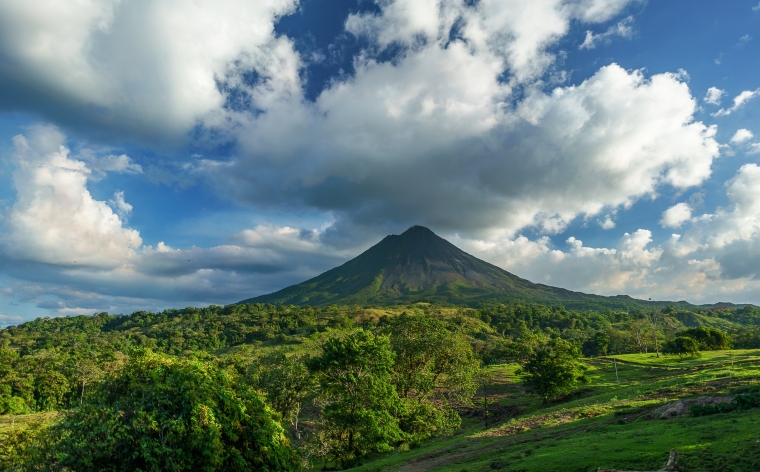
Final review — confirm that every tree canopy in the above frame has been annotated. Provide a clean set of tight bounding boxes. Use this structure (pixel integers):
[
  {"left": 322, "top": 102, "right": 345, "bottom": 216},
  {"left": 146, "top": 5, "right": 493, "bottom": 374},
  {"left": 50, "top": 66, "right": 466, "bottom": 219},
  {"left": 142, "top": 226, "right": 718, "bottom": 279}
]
[{"left": 13, "top": 349, "right": 301, "bottom": 471}]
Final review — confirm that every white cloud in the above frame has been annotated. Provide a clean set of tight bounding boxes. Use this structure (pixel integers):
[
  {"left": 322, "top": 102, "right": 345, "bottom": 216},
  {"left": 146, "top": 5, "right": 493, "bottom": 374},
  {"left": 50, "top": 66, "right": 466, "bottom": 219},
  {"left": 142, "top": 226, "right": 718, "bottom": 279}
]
[
  {"left": 81, "top": 151, "right": 143, "bottom": 179},
  {"left": 704, "top": 86, "right": 725, "bottom": 105},
  {"left": 442, "top": 163, "right": 760, "bottom": 306},
  {"left": 754, "top": 2, "right": 760, "bottom": 11},
  {"left": 730, "top": 128, "right": 754, "bottom": 144},
  {"left": 713, "top": 89, "right": 760, "bottom": 116},
  {"left": 0, "top": 0, "right": 299, "bottom": 141},
  {"left": 660, "top": 202, "right": 692, "bottom": 228},
  {"left": 219, "top": 62, "right": 718, "bottom": 239},
  {"left": 0, "top": 127, "right": 349, "bottom": 314},
  {"left": 109, "top": 191, "right": 133, "bottom": 220},
  {"left": 599, "top": 215, "right": 616, "bottom": 229},
  {"left": 0, "top": 314, "right": 23, "bottom": 327},
  {"left": 4, "top": 125, "right": 141, "bottom": 268},
  {"left": 579, "top": 16, "right": 634, "bottom": 49},
  {"left": 346, "top": 0, "right": 638, "bottom": 84},
  {"left": 749, "top": 143, "right": 760, "bottom": 155},
  {"left": 740, "top": 34, "right": 752, "bottom": 42}
]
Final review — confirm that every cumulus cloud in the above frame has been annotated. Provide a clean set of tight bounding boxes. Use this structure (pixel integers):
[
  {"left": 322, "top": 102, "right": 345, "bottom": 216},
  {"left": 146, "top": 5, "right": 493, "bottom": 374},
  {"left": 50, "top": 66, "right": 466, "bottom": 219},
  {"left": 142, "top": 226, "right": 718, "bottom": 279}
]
[
  {"left": 599, "top": 215, "right": 616, "bottom": 229},
  {"left": 82, "top": 152, "right": 143, "bottom": 179},
  {"left": 704, "top": 87, "right": 725, "bottom": 105},
  {"left": 455, "top": 164, "right": 760, "bottom": 304},
  {"left": 579, "top": 16, "right": 634, "bottom": 49},
  {"left": 713, "top": 89, "right": 760, "bottom": 116},
  {"left": 0, "top": 129, "right": 349, "bottom": 313},
  {"left": 0, "top": 0, "right": 299, "bottom": 141},
  {"left": 660, "top": 203, "right": 692, "bottom": 228},
  {"left": 109, "top": 191, "right": 133, "bottom": 220},
  {"left": 217, "top": 62, "right": 718, "bottom": 240},
  {"left": 730, "top": 129, "right": 754, "bottom": 144},
  {"left": 4, "top": 125, "right": 141, "bottom": 268}
]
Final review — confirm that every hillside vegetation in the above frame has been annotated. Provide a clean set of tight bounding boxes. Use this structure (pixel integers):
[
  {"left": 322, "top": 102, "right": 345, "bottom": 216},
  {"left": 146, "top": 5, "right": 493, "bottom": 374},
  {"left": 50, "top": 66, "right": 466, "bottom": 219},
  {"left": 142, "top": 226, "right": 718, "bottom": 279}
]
[{"left": 2, "top": 301, "right": 760, "bottom": 470}]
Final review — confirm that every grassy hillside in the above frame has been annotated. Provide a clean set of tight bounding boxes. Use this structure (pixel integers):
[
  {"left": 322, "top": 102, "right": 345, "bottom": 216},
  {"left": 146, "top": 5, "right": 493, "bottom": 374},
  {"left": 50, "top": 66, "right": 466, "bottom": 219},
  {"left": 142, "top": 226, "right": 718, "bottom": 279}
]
[{"left": 350, "top": 351, "right": 760, "bottom": 472}]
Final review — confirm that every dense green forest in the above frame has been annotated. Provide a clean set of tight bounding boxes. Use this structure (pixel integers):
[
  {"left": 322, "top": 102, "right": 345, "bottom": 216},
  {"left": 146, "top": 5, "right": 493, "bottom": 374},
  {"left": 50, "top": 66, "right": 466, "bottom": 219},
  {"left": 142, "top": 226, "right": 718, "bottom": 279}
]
[{"left": 2, "top": 302, "right": 760, "bottom": 470}]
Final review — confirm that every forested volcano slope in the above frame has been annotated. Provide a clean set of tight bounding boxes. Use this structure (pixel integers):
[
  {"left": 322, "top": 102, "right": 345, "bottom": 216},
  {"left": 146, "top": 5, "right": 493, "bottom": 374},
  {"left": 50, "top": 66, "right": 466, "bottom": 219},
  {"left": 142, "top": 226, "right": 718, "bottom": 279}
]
[{"left": 242, "top": 226, "right": 725, "bottom": 310}]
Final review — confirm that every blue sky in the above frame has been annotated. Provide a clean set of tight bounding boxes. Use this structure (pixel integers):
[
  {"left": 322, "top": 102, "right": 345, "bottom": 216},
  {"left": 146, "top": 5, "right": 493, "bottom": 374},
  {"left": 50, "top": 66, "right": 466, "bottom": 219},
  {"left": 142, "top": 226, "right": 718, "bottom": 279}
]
[{"left": 1, "top": 0, "right": 759, "bottom": 325}]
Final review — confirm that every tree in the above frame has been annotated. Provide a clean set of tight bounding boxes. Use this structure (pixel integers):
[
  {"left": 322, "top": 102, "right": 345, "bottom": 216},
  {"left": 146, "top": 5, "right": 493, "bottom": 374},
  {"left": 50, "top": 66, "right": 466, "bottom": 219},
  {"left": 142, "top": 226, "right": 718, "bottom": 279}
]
[
  {"left": 663, "top": 336, "right": 700, "bottom": 359},
  {"left": 256, "top": 350, "right": 316, "bottom": 439},
  {"left": 582, "top": 331, "right": 609, "bottom": 357},
  {"left": 645, "top": 311, "right": 662, "bottom": 357},
  {"left": 681, "top": 327, "right": 731, "bottom": 351},
  {"left": 43, "top": 349, "right": 301, "bottom": 471},
  {"left": 307, "top": 329, "right": 404, "bottom": 464},
  {"left": 625, "top": 319, "right": 651, "bottom": 354},
  {"left": 382, "top": 314, "right": 479, "bottom": 439},
  {"left": 34, "top": 370, "right": 68, "bottom": 411},
  {"left": 518, "top": 338, "right": 586, "bottom": 403}
]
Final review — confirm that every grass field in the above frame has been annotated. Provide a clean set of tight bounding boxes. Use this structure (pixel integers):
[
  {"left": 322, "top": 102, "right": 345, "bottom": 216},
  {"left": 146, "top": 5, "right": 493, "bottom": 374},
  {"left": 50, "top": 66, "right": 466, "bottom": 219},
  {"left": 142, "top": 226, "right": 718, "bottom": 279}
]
[{"left": 350, "top": 349, "right": 760, "bottom": 472}]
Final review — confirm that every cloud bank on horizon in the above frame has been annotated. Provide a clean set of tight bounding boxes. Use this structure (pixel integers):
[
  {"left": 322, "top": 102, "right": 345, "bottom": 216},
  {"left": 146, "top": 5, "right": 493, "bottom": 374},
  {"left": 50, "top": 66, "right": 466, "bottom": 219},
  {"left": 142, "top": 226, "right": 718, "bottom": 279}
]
[{"left": 0, "top": 0, "right": 759, "bottom": 321}]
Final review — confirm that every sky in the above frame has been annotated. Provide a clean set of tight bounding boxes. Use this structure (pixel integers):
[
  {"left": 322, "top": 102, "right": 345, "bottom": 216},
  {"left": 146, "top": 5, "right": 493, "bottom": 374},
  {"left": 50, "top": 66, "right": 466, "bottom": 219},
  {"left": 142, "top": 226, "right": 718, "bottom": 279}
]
[{"left": 0, "top": 0, "right": 759, "bottom": 325}]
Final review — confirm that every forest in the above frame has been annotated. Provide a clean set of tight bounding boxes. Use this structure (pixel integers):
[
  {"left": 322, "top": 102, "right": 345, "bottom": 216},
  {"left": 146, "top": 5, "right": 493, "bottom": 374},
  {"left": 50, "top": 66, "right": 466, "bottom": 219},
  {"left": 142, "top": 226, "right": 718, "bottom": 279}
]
[{"left": 2, "top": 302, "right": 760, "bottom": 470}]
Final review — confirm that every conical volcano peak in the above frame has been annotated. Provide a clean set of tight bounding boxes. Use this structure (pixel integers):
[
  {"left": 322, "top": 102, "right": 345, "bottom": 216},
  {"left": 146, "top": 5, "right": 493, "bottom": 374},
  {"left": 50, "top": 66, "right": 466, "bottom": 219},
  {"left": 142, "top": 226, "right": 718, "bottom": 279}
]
[
  {"left": 399, "top": 225, "right": 436, "bottom": 236},
  {"left": 243, "top": 225, "right": 559, "bottom": 306}
]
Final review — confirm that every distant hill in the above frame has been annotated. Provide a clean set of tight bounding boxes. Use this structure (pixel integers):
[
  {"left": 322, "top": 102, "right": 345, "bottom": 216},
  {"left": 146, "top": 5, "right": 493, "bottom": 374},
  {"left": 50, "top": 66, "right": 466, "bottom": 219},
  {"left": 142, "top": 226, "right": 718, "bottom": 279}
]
[{"left": 241, "top": 226, "right": 701, "bottom": 310}]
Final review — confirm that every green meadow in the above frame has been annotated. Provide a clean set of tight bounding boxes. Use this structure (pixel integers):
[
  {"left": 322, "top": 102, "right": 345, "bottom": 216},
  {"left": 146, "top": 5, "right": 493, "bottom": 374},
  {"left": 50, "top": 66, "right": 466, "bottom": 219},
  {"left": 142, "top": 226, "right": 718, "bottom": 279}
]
[{"left": 350, "top": 351, "right": 760, "bottom": 472}]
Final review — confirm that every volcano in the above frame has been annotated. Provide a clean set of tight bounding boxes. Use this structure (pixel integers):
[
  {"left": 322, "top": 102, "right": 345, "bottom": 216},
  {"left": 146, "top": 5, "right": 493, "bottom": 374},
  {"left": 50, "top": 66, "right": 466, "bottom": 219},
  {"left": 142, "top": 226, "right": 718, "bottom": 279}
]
[{"left": 241, "top": 226, "right": 656, "bottom": 308}]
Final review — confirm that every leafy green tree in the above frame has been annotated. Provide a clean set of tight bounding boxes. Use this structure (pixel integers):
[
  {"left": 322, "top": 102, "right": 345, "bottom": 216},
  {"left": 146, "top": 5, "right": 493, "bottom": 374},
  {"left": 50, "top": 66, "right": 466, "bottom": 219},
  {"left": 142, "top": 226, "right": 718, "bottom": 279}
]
[
  {"left": 256, "top": 350, "right": 316, "bottom": 439},
  {"left": 383, "top": 314, "right": 479, "bottom": 439},
  {"left": 34, "top": 370, "right": 68, "bottom": 410},
  {"left": 307, "top": 329, "right": 404, "bottom": 464},
  {"left": 518, "top": 338, "right": 586, "bottom": 403},
  {"left": 681, "top": 327, "right": 731, "bottom": 351},
  {"left": 582, "top": 331, "right": 609, "bottom": 357},
  {"left": 663, "top": 336, "right": 701, "bottom": 359},
  {"left": 43, "top": 349, "right": 300, "bottom": 471}
]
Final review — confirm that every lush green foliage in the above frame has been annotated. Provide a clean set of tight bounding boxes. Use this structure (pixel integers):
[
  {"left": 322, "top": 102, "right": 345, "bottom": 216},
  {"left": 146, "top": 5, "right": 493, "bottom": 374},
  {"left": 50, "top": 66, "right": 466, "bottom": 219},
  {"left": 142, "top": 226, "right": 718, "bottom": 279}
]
[
  {"left": 680, "top": 326, "right": 732, "bottom": 350},
  {"left": 518, "top": 338, "right": 586, "bottom": 402},
  {"left": 663, "top": 336, "right": 701, "bottom": 359},
  {"left": 2, "top": 300, "right": 760, "bottom": 467},
  {"left": 6, "top": 349, "right": 300, "bottom": 471},
  {"left": 381, "top": 314, "right": 479, "bottom": 439},
  {"left": 253, "top": 350, "right": 316, "bottom": 438},
  {"left": 307, "top": 329, "right": 405, "bottom": 464}
]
